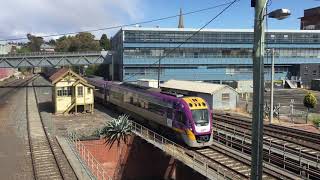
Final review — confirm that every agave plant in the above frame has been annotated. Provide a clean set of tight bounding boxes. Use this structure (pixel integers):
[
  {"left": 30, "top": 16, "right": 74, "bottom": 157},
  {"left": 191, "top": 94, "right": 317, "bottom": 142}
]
[{"left": 100, "top": 114, "right": 132, "bottom": 148}]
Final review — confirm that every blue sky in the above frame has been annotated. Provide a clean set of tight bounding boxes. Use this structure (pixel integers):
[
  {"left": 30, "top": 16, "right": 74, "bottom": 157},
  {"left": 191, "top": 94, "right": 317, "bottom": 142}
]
[
  {"left": 0, "top": 0, "right": 319, "bottom": 41},
  {"left": 140, "top": 0, "right": 320, "bottom": 30}
]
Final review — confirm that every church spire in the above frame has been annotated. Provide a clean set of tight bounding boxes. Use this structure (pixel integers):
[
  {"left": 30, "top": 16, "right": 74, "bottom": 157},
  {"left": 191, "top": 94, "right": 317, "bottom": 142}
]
[{"left": 178, "top": 8, "right": 184, "bottom": 28}]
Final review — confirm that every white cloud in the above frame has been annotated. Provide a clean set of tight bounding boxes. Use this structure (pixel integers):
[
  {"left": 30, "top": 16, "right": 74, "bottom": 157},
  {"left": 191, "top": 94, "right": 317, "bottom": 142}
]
[{"left": 0, "top": 0, "right": 145, "bottom": 41}]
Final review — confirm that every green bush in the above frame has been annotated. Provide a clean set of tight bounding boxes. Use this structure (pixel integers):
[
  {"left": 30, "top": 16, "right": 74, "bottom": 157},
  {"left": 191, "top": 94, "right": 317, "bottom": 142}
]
[
  {"left": 304, "top": 92, "right": 317, "bottom": 110},
  {"left": 311, "top": 117, "right": 320, "bottom": 127}
]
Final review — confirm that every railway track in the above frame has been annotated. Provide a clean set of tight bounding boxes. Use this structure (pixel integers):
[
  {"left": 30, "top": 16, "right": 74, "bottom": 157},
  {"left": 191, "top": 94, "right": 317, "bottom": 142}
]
[
  {"left": 213, "top": 113, "right": 320, "bottom": 151},
  {"left": 27, "top": 81, "right": 63, "bottom": 179},
  {"left": 194, "top": 145, "right": 278, "bottom": 179},
  {"left": 26, "top": 76, "right": 77, "bottom": 180},
  {"left": 32, "top": 78, "right": 78, "bottom": 180},
  {"left": 213, "top": 113, "right": 320, "bottom": 179},
  {"left": 131, "top": 120, "right": 275, "bottom": 179}
]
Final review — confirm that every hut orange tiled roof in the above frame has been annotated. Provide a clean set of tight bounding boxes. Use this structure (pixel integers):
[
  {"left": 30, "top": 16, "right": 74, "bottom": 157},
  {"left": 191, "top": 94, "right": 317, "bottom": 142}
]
[{"left": 49, "top": 68, "right": 70, "bottom": 83}]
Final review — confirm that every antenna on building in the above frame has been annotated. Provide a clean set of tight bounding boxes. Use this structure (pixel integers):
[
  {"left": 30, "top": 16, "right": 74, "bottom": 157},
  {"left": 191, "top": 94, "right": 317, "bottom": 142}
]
[{"left": 178, "top": 8, "right": 184, "bottom": 28}]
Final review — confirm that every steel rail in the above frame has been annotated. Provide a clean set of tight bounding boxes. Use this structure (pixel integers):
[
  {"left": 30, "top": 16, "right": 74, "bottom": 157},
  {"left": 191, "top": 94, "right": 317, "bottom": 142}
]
[
  {"left": 213, "top": 114, "right": 320, "bottom": 151},
  {"left": 26, "top": 76, "right": 64, "bottom": 180},
  {"left": 213, "top": 124, "right": 320, "bottom": 179},
  {"left": 32, "top": 77, "right": 78, "bottom": 179}
]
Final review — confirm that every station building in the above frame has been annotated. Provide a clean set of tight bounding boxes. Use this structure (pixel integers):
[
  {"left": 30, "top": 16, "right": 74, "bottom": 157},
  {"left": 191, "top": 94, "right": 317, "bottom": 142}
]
[
  {"left": 49, "top": 68, "right": 94, "bottom": 114},
  {"left": 110, "top": 27, "right": 320, "bottom": 88}
]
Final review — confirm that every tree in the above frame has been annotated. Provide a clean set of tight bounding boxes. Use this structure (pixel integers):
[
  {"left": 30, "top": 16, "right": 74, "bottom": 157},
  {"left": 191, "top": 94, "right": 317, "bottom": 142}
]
[
  {"left": 48, "top": 39, "right": 56, "bottom": 46},
  {"left": 54, "top": 32, "right": 100, "bottom": 52},
  {"left": 27, "top": 33, "right": 44, "bottom": 52},
  {"left": 100, "top": 114, "right": 131, "bottom": 178},
  {"left": 100, "top": 114, "right": 132, "bottom": 148},
  {"left": 55, "top": 36, "right": 71, "bottom": 52},
  {"left": 303, "top": 92, "right": 317, "bottom": 123},
  {"left": 99, "top": 34, "right": 111, "bottom": 50}
]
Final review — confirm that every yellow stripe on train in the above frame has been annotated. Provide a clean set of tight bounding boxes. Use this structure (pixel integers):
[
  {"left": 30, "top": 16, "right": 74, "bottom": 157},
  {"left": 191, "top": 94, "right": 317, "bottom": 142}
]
[
  {"left": 173, "top": 128, "right": 196, "bottom": 141},
  {"left": 182, "top": 97, "right": 208, "bottom": 110}
]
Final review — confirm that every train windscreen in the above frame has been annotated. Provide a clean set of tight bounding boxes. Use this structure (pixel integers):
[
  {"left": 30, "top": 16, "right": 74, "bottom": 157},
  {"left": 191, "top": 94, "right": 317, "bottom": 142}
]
[{"left": 191, "top": 109, "right": 209, "bottom": 126}]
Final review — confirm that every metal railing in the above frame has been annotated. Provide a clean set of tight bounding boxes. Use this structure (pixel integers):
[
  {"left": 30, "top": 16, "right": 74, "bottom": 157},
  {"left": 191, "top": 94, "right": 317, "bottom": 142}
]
[
  {"left": 67, "top": 133, "right": 111, "bottom": 180},
  {"left": 0, "top": 51, "right": 102, "bottom": 57},
  {"left": 130, "top": 120, "right": 242, "bottom": 180}
]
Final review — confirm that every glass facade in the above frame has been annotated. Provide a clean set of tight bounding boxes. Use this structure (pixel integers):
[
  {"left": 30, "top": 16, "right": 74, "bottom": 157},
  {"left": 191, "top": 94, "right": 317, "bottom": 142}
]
[
  {"left": 111, "top": 28, "right": 320, "bottom": 83},
  {"left": 124, "top": 30, "right": 320, "bottom": 44}
]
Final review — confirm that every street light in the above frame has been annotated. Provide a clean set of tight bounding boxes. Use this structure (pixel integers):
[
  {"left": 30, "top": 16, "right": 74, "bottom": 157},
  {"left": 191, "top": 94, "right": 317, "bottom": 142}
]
[
  {"left": 267, "top": 8, "right": 291, "bottom": 20},
  {"left": 251, "top": 1, "right": 291, "bottom": 179},
  {"left": 267, "top": 9, "right": 291, "bottom": 124}
]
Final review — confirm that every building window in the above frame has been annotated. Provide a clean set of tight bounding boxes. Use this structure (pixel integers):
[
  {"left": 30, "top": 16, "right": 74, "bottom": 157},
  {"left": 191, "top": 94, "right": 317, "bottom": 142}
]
[
  {"left": 313, "top": 70, "right": 317, "bottom": 76},
  {"left": 57, "top": 87, "right": 71, "bottom": 97},
  {"left": 57, "top": 88, "right": 63, "bottom": 96},
  {"left": 303, "top": 65, "right": 309, "bottom": 75},
  {"left": 222, "top": 93, "right": 230, "bottom": 102},
  {"left": 87, "top": 88, "right": 91, "bottom": 94},
  {"left": 77, "top": 86, "right": 83, "bottom": 97}
]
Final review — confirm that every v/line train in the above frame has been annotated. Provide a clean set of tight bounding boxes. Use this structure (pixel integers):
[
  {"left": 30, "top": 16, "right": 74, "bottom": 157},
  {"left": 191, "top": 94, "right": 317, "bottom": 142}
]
[{"left": 87, "top": 78, "right": 213, "bottom": 147}]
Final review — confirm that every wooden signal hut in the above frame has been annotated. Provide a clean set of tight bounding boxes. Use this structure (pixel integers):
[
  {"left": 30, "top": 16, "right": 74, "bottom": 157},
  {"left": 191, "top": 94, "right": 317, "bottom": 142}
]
[{"left": 49, "top": 68, "right": 94, "bottom": 115}]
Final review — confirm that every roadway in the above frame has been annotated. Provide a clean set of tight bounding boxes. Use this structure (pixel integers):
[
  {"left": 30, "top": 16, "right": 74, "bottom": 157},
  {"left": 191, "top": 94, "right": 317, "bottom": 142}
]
[{"left": 0, "top": 76, "right": 34, "bottom": 179}]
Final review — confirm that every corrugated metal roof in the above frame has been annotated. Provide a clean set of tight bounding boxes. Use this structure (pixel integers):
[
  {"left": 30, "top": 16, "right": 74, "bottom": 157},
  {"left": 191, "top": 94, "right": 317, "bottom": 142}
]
[{"left": 160, "top": 80, "right": 236, "bottom": 95}]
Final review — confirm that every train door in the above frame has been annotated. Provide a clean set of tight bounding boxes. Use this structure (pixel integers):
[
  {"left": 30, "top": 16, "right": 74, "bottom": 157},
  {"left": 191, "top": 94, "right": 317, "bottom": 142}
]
[
  {"left": 174, "top": 110, "right": 187, "bottom": 129},
  {"left": 166, "top": 108, "right": 173, "bottom": 128},
  {"left": 105, "top": 85, "right": 110, "bottom": 103}
]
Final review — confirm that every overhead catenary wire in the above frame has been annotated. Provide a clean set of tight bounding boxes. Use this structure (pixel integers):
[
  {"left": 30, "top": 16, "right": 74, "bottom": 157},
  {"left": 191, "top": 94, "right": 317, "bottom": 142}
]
[
  {"left": 123, "top": 0, "right": 240, "bottom": 82},
  {"left": 0, "top": 1, "right": 236, "bottom": 42}
]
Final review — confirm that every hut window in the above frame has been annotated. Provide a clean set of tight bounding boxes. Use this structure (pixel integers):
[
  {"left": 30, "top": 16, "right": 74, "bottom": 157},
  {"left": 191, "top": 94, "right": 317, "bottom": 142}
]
[
  {"left": 222, "top": 93, "right": 230, "bottom": 102},
  {"left": 77, "top": 86, "right": 83, "bottom": 97},
  {"left": 87, "top": 88, "right": 91, "bottom": 94},
  {"left": 57, "top": 88, "right": 63, "bottom": 96},
  {"left": 57, "top": 87, "right": 71, "bottom": 96}
]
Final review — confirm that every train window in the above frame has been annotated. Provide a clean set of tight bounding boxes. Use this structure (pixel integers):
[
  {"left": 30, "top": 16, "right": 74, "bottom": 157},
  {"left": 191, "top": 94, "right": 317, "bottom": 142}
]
[
  {"left": 110, "top": 90, "right": 124, "bottom": 102},
  {"left": 148, "top": 102, "right": 165, "bottom": 116},
  {"left": 167, "top": 108, "right": 173, "bottom": 119},
  {"left": 175, "top": 111, "right": 186, "bottom": 124}
]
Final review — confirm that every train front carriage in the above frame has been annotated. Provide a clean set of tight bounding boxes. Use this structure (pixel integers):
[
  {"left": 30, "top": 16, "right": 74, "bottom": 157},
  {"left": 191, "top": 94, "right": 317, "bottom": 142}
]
[{"left": 176, "top": 97, "right": 213, "bottom": 147}]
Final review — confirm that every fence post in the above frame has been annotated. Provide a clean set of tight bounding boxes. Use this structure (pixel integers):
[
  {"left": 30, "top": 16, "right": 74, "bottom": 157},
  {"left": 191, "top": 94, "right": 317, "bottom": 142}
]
[
  {"left": 278, "top": 103, "right": 281, "bottom": 120},
  {"left": 290, "top": 99, "right": 294, "bottom": 123}
]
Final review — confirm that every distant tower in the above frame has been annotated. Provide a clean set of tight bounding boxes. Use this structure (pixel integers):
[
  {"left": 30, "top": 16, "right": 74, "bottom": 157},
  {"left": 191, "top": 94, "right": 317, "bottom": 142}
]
[{"left": 178, "top": 8, "right": 184, "bottom": 28}]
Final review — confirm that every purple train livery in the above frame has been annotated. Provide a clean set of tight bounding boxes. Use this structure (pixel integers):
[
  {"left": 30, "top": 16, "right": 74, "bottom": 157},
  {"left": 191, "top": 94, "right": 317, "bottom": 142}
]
[{"left": 87, "top": 78, "right": 213, "bottom": 147}]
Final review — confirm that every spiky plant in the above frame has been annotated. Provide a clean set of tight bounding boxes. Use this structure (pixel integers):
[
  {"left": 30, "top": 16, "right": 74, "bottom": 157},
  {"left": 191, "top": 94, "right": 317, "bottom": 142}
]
[{"left": 100, "top": 114, "right": 132, "bottom": 149}]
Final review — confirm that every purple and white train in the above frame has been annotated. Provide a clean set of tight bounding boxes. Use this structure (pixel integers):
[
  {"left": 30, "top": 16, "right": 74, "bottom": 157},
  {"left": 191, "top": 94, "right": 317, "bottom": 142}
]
[{"left": 87, "top": 78, "right": 213, "bottom": 147}]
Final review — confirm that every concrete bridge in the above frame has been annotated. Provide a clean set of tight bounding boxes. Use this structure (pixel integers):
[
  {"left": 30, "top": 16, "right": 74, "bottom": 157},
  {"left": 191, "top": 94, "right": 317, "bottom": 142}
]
[{"left": 0, "top": 51, "right": 112, "bottom": 68}]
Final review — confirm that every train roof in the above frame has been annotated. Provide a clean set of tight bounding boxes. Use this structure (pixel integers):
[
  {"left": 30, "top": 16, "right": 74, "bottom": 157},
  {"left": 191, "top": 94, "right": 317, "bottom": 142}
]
[{"left": 86, "top": 78, "right": 183, "bottom": 107}]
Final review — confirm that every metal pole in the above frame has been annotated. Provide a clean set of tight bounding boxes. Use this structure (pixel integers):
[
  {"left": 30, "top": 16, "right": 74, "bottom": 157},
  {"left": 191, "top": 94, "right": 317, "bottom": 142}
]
[
  {"left": 157, "top": 58, "right": 161, "bottom": 88},
  {"left": 251, "top": 0, "right": 267, "bottom": 179},
  {"left": 269, "top": 48, "right": 274, "bottom": 123},
  {"left": 111, "top": 55, "right": 114, "bottom": 81}
]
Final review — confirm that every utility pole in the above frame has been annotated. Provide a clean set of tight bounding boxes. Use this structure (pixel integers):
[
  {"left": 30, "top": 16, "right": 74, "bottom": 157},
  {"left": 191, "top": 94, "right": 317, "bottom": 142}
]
[
  {"left": 251, "top": 0, "right": 267, "bottom": 179},
  {"left": 157, "top": 58, "right": 161, "bottom": 88},
  {"left": 111, "top": 55, "right": 114, "bottom": 81},
  {"left": 269, "top": 48, "right": 275, "bottom": 123}
]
